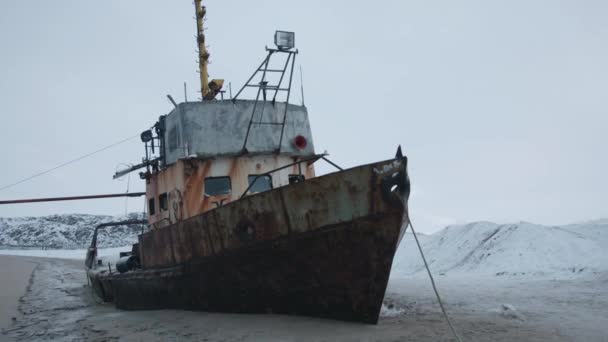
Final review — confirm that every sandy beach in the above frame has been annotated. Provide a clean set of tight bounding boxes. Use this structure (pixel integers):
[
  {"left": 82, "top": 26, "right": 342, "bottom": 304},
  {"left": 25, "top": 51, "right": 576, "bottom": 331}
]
[
  {"left": 0, "top": 254, "right": 606, "bottom": 341},
  {"left": 0, "top": 256, "right": 37, "bottom": 332}
]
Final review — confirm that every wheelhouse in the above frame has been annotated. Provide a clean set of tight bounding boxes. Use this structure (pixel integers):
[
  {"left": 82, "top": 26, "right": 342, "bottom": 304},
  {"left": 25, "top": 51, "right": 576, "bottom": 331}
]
[{"left": 136, "top": 100, "right": 317, "bottom": 229}]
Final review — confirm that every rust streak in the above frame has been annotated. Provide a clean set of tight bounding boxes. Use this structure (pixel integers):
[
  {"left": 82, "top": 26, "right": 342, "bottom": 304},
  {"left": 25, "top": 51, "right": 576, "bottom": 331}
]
[
  {"left": 278, "top": 189, "right": 293, "bottom": 237},
  {"left": 211, "top": 210, "right": 225, "bottom": 250}
]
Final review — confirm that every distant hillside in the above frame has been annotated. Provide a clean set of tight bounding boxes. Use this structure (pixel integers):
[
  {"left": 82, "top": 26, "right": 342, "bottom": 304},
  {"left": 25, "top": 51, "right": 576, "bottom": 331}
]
[
  {"left": 2, "top": 213, "right": 607, "bottom": 279},
  {"left": 0, "top": 213, "right": 145, "bottom": 249},
  {"left": 392, "top": 220, "right": 608, "bottom": 278}
]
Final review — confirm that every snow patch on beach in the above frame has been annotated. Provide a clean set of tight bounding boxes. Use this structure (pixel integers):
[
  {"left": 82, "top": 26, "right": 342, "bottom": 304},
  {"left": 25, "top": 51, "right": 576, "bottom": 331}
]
[
  {"left": 495, "top": 304, "right": 525, "bottom": 321},
  {"left": 380, "top": 303, "right": 405, "bottom": 317}
]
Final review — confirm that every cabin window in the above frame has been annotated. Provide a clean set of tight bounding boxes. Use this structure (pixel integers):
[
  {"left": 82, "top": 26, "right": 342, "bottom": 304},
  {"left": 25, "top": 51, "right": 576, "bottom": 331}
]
[
  {"left": 248, "top": 175, "right": 273, "bottom": 193},
  {"left": 204, "top": 177, "right": 232, "bottom": 196},
  {"left": 159, "top": 193, "right": 168, "bottom": 211},
  {"left": 148, "top": 198, "right": 156, "bottom": 215},
  {"left": 289, "top": 174, "right": 305, "bottom": 185}
]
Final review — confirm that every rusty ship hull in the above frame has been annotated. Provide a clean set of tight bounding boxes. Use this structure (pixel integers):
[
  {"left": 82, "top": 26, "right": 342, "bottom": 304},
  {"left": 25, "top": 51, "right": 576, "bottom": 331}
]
[{"left": 88, "top": 157, "right": 410, "bottom": 324}]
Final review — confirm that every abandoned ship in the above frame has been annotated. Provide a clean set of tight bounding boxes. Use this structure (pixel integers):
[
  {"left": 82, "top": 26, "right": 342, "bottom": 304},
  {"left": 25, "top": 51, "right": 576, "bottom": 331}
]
[{"left": 82, "top": 1, "right": 411, "bottom": 324}]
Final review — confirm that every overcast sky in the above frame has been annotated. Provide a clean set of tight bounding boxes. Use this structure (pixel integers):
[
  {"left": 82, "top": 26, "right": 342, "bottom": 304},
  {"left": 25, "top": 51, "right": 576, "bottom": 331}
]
[{"left": 1, "top": 1, "right": 606, "bottom": 233}]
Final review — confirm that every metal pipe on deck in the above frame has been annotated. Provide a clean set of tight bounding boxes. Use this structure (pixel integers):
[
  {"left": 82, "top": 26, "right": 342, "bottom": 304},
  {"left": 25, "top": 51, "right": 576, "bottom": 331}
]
[{"left": 0, "top": 192, "right": 146, "bottom": 205}]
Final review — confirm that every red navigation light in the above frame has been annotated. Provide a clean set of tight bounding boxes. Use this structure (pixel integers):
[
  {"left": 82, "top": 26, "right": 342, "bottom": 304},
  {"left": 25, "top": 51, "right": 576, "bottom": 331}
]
[{"left": 293, "top": 135, "right": 307, "bottom": 150}]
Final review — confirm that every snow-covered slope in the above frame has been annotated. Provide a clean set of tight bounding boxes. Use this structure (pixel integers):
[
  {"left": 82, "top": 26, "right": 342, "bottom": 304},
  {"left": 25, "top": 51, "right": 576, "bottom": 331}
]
[
  {"left": 0, "top": 213, "right": 144, "bottom": 249},
  {"left": 392, "top": 220, "right": 608, "bottom": 278}
]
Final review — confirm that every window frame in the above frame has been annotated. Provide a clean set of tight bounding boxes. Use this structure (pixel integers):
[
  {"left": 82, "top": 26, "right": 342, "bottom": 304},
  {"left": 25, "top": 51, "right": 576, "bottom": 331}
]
[
  {"left": 247, "top": 174, "right": 273, "bottom": 194},
  {"left": 159, "top": 193, "right": 168, "bottom": 211},
  {"left": 148, "top": 198, "right": 156, "bottom": 215},
  {"left": 204, "top": 176, "right": 232, "bottom": 197}
]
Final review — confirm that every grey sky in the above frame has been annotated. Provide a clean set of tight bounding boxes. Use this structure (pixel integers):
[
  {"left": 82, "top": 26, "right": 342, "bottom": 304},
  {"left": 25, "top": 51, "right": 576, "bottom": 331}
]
[{"left": 1, "top": 1, "right": 606, "bottom": 233}]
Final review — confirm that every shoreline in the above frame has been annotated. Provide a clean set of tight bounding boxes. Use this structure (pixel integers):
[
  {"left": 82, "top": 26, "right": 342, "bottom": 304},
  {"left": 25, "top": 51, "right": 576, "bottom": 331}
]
[
  {"left": 1, "top": 254, "right": 607, "bottom": 340},
  {"left": 0, "top": 255, "right": 38, "bottom": 332}
]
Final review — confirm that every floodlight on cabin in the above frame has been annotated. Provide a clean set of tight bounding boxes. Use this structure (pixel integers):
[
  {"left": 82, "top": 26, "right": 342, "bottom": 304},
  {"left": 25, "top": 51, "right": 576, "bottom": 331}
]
[
  {"left": 274, "top": 31, "right": 295, "bottom": 50},
  {"left": 140, "top": 130, "right": 153, "bottom": 143}
]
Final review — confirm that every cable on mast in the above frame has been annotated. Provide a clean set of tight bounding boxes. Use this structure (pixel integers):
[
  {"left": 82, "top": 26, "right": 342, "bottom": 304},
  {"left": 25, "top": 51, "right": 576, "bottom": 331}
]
[{"left": 0, "top": 134, "right": 139, "bottom": 193}]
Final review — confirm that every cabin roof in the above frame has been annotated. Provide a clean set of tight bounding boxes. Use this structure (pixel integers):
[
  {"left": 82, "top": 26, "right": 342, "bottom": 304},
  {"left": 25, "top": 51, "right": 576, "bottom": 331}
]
[{"left": 162, "top": 100, "right": 315, "bottom": 165}]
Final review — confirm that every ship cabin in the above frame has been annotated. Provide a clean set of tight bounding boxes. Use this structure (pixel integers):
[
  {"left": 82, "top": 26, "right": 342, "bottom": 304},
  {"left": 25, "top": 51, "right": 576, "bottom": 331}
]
[
  {"left": 141, "top": 99, "right": 316, "bottom": 229},
  {"left": 111, "top": 29, "right": 316, "bottom": 229}
]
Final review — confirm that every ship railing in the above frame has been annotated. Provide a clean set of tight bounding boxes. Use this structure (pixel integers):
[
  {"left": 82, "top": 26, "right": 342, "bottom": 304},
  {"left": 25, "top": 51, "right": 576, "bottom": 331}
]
[
  {"left": 85, "top": 219, "right": 148, "bottom": 270},
  {"left": 239, "top": 153, "right": 343, "bottom": 199}
]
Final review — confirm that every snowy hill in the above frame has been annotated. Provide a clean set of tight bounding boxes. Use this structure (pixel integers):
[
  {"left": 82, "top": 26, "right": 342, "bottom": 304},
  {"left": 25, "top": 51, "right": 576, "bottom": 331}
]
[
  {"left": 2, "top": 213, "right": 607, "bottom": 278},
  {"left": 392, "top": 220, "right": 608, "bottom": 278},
  {"left": 0, "top": 213, "right": 145, "bottom": 249}
]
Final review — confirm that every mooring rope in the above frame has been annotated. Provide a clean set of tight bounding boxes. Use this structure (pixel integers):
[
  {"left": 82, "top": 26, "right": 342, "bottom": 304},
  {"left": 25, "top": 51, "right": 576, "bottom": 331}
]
[{"left": 405, "top": 206, "right": 463, "bottom": 342}]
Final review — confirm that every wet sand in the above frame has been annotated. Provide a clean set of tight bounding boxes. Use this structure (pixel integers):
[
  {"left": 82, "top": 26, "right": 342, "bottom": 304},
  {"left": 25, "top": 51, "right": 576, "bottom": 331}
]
[
  {"left": 0, "top": 256, "right": 37, "bottom": 331},
  {"left": 1, "top": 256, "right": 607, "bottom": 341}
]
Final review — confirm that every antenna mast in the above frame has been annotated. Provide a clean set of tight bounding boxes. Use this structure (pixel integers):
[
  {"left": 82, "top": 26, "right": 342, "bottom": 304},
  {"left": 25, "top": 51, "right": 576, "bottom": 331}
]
[{"left": 194, "top": 0, "right": 209, "bottom": 99}]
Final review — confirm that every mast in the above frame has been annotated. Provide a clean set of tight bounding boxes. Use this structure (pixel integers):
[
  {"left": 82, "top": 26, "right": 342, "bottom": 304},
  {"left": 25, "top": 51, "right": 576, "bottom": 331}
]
[{"left": 194, "top": 0, "right": 210, "bottom": 99}]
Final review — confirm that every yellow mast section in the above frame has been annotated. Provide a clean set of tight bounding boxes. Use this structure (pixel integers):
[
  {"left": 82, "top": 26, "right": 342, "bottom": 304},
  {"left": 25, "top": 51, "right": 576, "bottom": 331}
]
[{"left": 194, "top": 0, "right": 209, "bottom": 98}]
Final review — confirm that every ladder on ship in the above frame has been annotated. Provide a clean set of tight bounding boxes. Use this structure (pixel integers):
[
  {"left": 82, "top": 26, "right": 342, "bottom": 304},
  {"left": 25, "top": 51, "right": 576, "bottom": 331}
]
[{"left": 232, "top": 47, "right": 298, "bottom": 153}]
